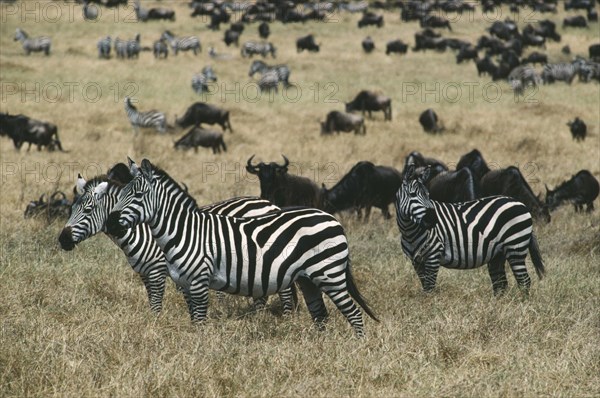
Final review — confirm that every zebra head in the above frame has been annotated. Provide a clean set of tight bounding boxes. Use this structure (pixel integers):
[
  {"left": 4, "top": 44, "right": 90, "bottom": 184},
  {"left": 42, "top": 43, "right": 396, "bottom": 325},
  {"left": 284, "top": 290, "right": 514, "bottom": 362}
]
[
  {"left": 107, "top": 158, "right": 156, "bottom": 237},
  {"left": 249, "top": 60, "right": 267, "bottom": 77},
  {"left": 59, "top": 175, "right": 111, "bottom": 251},
  {"left": 14, "top": 28, "right": 26, "bottom": 41},
  {"left": 396, "top": 164, "right": 437, "bottom": 230}
]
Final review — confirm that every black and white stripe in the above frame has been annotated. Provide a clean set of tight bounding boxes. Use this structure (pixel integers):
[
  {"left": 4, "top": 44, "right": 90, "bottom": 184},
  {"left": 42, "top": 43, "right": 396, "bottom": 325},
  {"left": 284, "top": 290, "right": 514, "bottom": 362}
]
[
  {"left": 191, "top": 66, "right": 218, "bottom": 95},
  {"left": 241, "top": 41, "right": 277, "bottom": 58},
  {"left": 258, "top": 70, "right": 280, "bottom": 92},
  {"left": 107, "top": 159, "right": 378, "bottom": 337},
  {"left": 541, "top": 62, "right": 578, "bottom": 84},
  {"left": 508, "top": 65, "right": 541, "bottom": 96},
  {"left": 249, "top": 60, "right": 291, "bottom": 87},
  {"left": 124, "top": 97, "right": 167, "bottom": 134},
  {"left": 114, "top": 37, "right": 128, "bottom": 59},
  {"left": 97, "top": 36, "right": 112, "bottom": 59},
  {"left": 14, "top": 28, "right": 51, "bottom": 55},
  {"left": 161, "top": 30, "right": 201, "bottom": 55},
  {"left": 395, "top": 165, "right": 545, "bottom": 294},
  {"left": 126, "top": 34, "right": 141, "bottom": 59}
]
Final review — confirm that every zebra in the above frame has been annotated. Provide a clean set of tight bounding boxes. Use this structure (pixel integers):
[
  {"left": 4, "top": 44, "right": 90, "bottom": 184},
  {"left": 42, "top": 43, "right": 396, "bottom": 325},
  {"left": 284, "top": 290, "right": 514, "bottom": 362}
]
[
  {"left": 395, "top": 164, "right": 545, "bottom": 295},
  {"left": 153, "top": 38, "right": 169, "bottom": 59},
  {"left": 106, "top": 159, "right": 379, "bottom": 337},
  {"left": 97, "top": 36, "right": 112, "bottom": 59},
  {"left": 14, "top": 28, "right": 51, "bottom": 56},
  {"left": 258, "top": 70, "right": 280, "bottom": 93},
  {"left": 124, "top": 97, "right": 167, "bottom": 134},
  {"left": 59, "top": 170, "right": 296, "bottom": 314},
  {"left": 191, "top": 66, "right": 218, "bottom": 95},
  {"left": 126, "top": 34, "right": 141, "bottom": 59},
  {"left": 572, "top": 57, "right": 600, "bottom": 83},
  {"left": 241, "top": 41, "right": 277, "bottom": 58},
  {"left": 161, "top": 30, "right": 201, "bottom": 55},
  {"left": 249, "top": 60, "right": 291, "bottom": 88},
  {"left": 508, "top": 65, "right": 541, "bottom": 96},
  {"left": 541, "top": 62, "right": 578, "bottom": 84},
  {"left": 114, "top": 37, "right": 128, "bottom": 59}
]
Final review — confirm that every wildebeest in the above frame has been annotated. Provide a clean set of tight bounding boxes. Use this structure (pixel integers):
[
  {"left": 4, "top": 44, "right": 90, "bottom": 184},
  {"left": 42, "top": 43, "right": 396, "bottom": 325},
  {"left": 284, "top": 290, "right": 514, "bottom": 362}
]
[
  {"left": 385, "top": 40, "right": 408, "bottom": 55},
  {"left": 567, "top": 117, "right": 587, "bottom": 141},
  {"left": 246, "top": 155, "right": 321, "bottom": 208},
  {"left": 224, "top": 29, "right": 240, "bottom": 47},
  {"left": 0, "top": 112, "right": 63, "bottom": 151},
  {"left": 321, "top": 161, "right": 402, "bottom": 220},
  {"left": 404, "top": 151, "right": 448, "bottom": 172},
  {"left": 258, "top": 22, "right": 270, "bottom": 39},
  {"left": 456, "top": 45, "right": 478, "bottom": 63},
  {"left": 420, "top": 15, "right": 452, "bottom": 31},
  {"left": 565, "top": 0, "right": 594, "bottom": 10},
  {"left": 418, "top": 109, "right": 443, "bottom": 134},
  {"left": 320, "top": 111, "right": 366, "bottom": 135},
  {"left": 208, "top": 8, "right": 230, "bottom": 30},
  {"left": 476, "top": 55, "right": 497, "bottom": 76},
  {"left": 362, "top": 36, "right": 375, "bottom": 53},
  {"left": 174, "top": 126, "right": 226, "bottom": 154},
  {"left": 522, "top": 51, "right": 547, "bottom": 65},
  {"left": 24, "top": 191, "right": 72, "bottom": 222},
  {"left": 420, "top": 168, "right": 478, "bottom": 203},
  {"left": 413, "top": 30, "right": 447, "bottom": 52},
  {"left": 175, "top": 102, "right": 232, "bottom": 132},
  {"left": 563, "top": 15, "right": 588, "bottom": 28},
  {"left": 545, "top": 170, "right": 599, "bottom": 212},
  {"left": 488, "top": 20, "right": 518, "bottom": 40},
  {"left": 358, "top": 12, "right": 384, "bottom": 28},
  {"left": 590, "top": 44, "right": 600, "bottom": 61},
  {"left": 296, "top": 34, "right": 320, "bottom": 52},
  {"left": 588, "top": 8, "right": 598, "bottom": 22},
  {"left": 345, "top": 90, "right": 392, "bottom": 121},
  {"left": 134, "top": 1, "right": 175, "bottom": 22}
]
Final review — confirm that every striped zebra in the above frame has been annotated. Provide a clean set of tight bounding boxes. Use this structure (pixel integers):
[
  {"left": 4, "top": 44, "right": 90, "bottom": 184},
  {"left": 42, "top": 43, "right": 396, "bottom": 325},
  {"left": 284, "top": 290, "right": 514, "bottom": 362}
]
[
  {"left": 191, "top": 66, "right": 218, "bottom": 95},
  {"left": 249, "top": 60, "right": 291, "bottom": 87},
  {"left": 508, "top": 65, "right": 541, "bottom": 96},
  {"left": 114, "top": 37, "right": 128, "bottom": 59},
  {"left": 395, "top": 164, "right": 545, "bottom": 295},
  {"left": 58, "top": 167, "right": 297, "bottom": 314},
  {"left": 127, "top": 34, "right": 141, "bottom": 59},
  {"left": 153, "top": 38, "right": 169, "bottom": 59},
  {"left": 541, "top": 62, "right": 578, "bottom": 84},
  {"left": 97, "top": 36, "right": 112, "bottom": 59},
  {"left": 258, "top": 70, "right": 280, "bottom": 93},
  {"left": 14, "top": 28, "right": 51, "bottom": 56},
  {"left": 106, "top": 159, "right": 379, "bottom": 337},
  {"left": 124, "top": 97, "right": 167, "bottom": 134},
  {"left": 161, "top": 30, "right": 201, "bottom": 55},
  {"left": 241, "top": 41, "right": 277, "bottom": 58}
]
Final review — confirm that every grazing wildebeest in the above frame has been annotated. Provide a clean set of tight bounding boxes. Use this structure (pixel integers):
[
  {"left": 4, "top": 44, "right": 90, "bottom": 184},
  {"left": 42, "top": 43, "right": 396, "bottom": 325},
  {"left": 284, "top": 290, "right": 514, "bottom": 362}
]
[
  {"left": 0, "top": 112, "right": 63, "bottom": 151},
  {"left": 563, "top": 15, "right": 588, "bottom": 28},
  {"left": 258, "top": 22, "right": 270, "bottom": 39},
  {"left": 521, "top": 52, "right": 547, "bottom": 65},
  {"left": 176, "top": 102, "right": 232, "bottom": 132},
  {"left": 488, "top": 20, "right": 518, "bottom": 40},
  {"left": 135, "top": 1, "right": 175, "bottom": 22},
  {"left": 208, "top": 8, "right": 230, "bottom": 30},
  {"left": 420, "top": 15, "right": 452, "bottom": 31},
  {"left": 346, "top": 90, "right": 392, "bottom": 121},
  {"left": 246, "top": 155, "right": 322, "bottom": 208},
  {"left": 296, "top": 34, "right": 320, "bottom": 52},
  {"left": 174, "top": 127, "right": 226, "bottom": 154},
  {"left": 476, "top": 55, "right": 497, "bottom": 76},
  {"left": 545, "top": 170, "right": 599, "bottom": 212},
  {"left": 481, "top": 167, "right": 551, "bottom": 223},
  {"left": 362, "top": 36, "right": 375, "bottom": 53},
  {"left": 413, "top": 30, "right": 446, "bottom": 52},
  {"left": 456, "top": 45, "right": 478, "bottom": 63},
  {"left": 320, "top": 111, "right": 366, "bottom": 135},
  {"left": 565, "top": 0, "right": 594, "bottom": 10},
  {"left": 404, "top": 151, "right": 448, "bottom": 172},
  {"left": 589, "top": 44, "right": 600, "bottom": 61},
  {"left": 358, "top": 12, "right": 384, "bottom": 28},
  {"left": 588, "top": 8, "right": 598, "bottom": 22},
  {"left": 385, "top": 40, "right": 408, "bottom": 55},
  {"left": 418, "top": 109, "right": 443, "bottom": 134},
  {"left": 567, "top": 117, "right": 587, "bottom": 141},
  {"left": 224, "top": 29, "right": 240, "bottom": 47},
  {"left": 321, "top": 161, "right": 402, "bottom": 220},
  {"left": 420, "top": 168, "right": 478, "bottom": 203}
]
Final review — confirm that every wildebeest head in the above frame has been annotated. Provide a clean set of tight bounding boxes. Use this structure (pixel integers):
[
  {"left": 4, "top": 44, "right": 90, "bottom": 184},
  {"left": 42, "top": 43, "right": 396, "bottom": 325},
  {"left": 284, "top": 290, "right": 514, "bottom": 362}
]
[{"left": 246, "top": 155, "right": 289, "bottom": 198}]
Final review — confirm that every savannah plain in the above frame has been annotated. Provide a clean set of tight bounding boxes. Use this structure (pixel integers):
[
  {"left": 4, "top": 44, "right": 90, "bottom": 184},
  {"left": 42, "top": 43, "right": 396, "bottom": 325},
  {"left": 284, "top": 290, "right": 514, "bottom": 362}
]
[{"left": 0, "top": 1, "right": 599, "bottom": 396}]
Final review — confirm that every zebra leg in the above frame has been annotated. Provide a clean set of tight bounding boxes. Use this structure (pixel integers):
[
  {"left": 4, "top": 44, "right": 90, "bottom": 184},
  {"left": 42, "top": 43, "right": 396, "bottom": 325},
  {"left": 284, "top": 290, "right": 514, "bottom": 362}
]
[
  {"left": 413, "top": 257, "right": 440, "bottom": 292},
  {"left": 487, "top": 255, "right": 508, "bottom": 295},
  {"left": 139, "top": 271, "right": 167, "bottom": 313},
  {"left": 506, "top": 254, "right": 531, "bottom": 293},
  {"left": 187, "top": 279, "right": 210, "bottom": 322},
  {"left": 278, "top": 285, "right": 297, "bottom": 315},
  {"left": 296, "top": 276, "right": 328, "bottom": 329}
]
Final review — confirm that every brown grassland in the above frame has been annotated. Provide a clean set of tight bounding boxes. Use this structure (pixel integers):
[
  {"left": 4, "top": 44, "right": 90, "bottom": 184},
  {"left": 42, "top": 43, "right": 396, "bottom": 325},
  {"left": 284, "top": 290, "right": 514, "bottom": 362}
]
[{"left": 1, "top": 1, "right": 599, "bottom": 396}]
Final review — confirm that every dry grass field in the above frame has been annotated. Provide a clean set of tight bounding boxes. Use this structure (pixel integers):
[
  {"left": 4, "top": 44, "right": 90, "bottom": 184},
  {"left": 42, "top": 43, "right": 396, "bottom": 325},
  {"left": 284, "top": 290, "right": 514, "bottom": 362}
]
[{"left": 1, "top": 0, "right": 599, "bottom": 396}]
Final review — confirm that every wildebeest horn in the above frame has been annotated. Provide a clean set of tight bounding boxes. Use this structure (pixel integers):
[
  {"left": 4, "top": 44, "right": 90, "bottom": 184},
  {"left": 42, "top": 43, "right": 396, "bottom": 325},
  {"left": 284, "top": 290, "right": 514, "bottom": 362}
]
[
  {"left": 246, "top": 155, "right": 259, "bottom": 174},
  {"left": 280, "top": 155, "right": 289, "bottom": 169}
]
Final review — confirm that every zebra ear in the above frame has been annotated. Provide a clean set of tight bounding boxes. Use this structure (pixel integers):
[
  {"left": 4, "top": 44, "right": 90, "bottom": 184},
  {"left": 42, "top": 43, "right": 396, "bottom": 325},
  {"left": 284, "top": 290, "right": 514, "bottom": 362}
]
[
  {"left": 420, "top": 166, "right": 431, "bottom": 183},
  {"left": 404, "top": 164, "right": 415, "bottom": 181},
  {"left": 76, "top": 174, "right": 86, "bottom": 195},
  {"left": 128, "top": 157, "right": 141, "bottom": 177},
  {"left": 93, "top": 182, "right": 108, "bottom": 200},
  {"left": 140, "top": 159, "right": 153, "bottom": 180}
]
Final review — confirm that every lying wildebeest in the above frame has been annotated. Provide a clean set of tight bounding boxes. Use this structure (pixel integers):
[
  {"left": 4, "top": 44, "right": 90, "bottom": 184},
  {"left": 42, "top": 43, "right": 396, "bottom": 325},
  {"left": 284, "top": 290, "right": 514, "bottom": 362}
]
[
  {"left": 24, "top": 191, "right": 72, "bottom": 222},
  {"left": 404, "top": 151, "right": 448, "bottom": 172},
  {"left": 296, "top": 34, "right": 320, "bottom": 52},
  {"left": 175, "top": 102, "right": 232, "bottom": 132},
  {"left": 320, "top": 111, "right": 366, "bottom": 135},
  {"left": 358, "top": 12, "right": 384, "bottom": 28},
  {"left": 346, "top": 90, "right": 392, "bottom": 121},
  {"left": 420, "top": 15, "right": 452, "bottom": 31},
  {"left": 258, "top": 22, "right": 270, "bottom": 39},
  {"left": 567, "top": 117, "right": 587, "bottom": 141},
  {"left": 418, "top": 167, "right": 478, "bottom": 203},
  {"left": 481, "top": 166, "right": 551, "bottom": 223},
  {"left": 418, "top": 109, "right": 443, "bottom": 134},
  {"left": 174, "top": 126, "right": 226, "bottom": 154},
  {"left": 545, "top": 170, "right": 599, "bottom": 212},
  {"left": 246, "top": 155, "right": 322, "bottom": 208},
  {"left": 521, "top": 51, "right": 547, "bottom": 65},
  {"left": 0, "top": 112, "right": 63, "bottom": 151},
  {"left": 456, "top": 45, "right": 478, "bottom": 63},
  {"left": 563, "top": 15, "right": 588, "bottom": 28},
  {"left": 386, "top": 39, "right": 408, "bottom": 55},
  {"left": 362, "top": 36, "right": 375, "bottom": 53},
  {"left": 321, "top": 161, "right": 402, "bottom": 220}
]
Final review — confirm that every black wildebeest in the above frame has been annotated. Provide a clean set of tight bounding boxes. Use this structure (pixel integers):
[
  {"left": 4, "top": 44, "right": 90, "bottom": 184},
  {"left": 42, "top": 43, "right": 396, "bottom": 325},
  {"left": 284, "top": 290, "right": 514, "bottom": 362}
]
[
  {"left": 563, "top": 15, "right": 588, "bottom": 28},
  {"left": 246, "top": 155, "right": 321, "bottom": 208},
  {"left": 386, "top": 39, "right": 408, "bottom": 55},
  {"left": 588, "top": 8, "right": 598, "bottom": 22},
  {"left": 419, "top": 167, "right": 478, "bottom": 203},
  {"left": 476, "top": 55, "right": 496, "bottom": 76},
  {"left": 456, "top": 45, "right": 478, "bottom": 63},
  {"left": 321, "top": 161, "right": 403, "bottom": 220},
  {"left": 358, "top": 12, "right": 384, "bottom": 28},
  {"left": 174, "top": 126, "right": 226, "bottom": 154},
  {"left": 421, "top": 15, "right": 452, "bottom": 31},
  {"left": 175, "top": 102, "right": 232, "bottom": 132},
  {"left": 258, "top": 22, "right": 270, "bottom": 39},
  {"left": 545, "top": 170, "right": 599, "bottom": 212},
  {"left": 588, "top": 43, "right": 600, "bottom": 61},
  {"left": 418, "top": 109, "right": 443, "bottom": 134},
  {"left": 567, "top": 117, "right": 587, "bottom": 141},
  {"left": 134, "top": 1, "right": 175, "bottom": 22},
  {"left": 404, "top": 151, "right": 448, "bottom": 172},
  {"left": 224, "top": 29, "right": 240, "bottom": 47},
  {"left": 0, "top": 112, "right": 63, "bottom": 151},
  {"left": 320, "top": 111, "right": 366, "bottom": 135},
  {"left": 522, "top": 51, "right": 547, "bottom": 65},
  {"left": 362, "top": 36, "right": 375, "bottom": 53},
  {"left": 296, "top": 34, "right": 320, "bottom": 52},
  {"left": 346, "top": 90, "right": 392, "bottom": 121}
]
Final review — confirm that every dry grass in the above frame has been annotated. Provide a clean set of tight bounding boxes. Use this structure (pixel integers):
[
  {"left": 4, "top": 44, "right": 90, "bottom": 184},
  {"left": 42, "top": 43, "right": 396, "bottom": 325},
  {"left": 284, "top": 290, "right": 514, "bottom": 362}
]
[{"left": 1, "top": 1, "right": 599, "bottom": 396}]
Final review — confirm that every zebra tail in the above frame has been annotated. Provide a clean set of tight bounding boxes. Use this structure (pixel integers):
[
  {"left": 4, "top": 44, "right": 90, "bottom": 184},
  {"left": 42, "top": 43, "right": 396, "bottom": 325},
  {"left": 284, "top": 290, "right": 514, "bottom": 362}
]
[
  {"left": 346, "top": 260, "right": 380, "bottom": 322},
  {"left": 529, "top": 233, "right": 546, "bottom": 280}
]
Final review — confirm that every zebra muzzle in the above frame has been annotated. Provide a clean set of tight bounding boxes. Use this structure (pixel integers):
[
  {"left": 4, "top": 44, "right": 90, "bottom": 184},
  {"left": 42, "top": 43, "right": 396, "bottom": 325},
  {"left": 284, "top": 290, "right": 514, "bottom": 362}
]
[
  {"left": 106, "top": 211, "right": 128, "bottom": 238},
  {"left": 58, "top": 227, "right": 76, "bottom": 251}
]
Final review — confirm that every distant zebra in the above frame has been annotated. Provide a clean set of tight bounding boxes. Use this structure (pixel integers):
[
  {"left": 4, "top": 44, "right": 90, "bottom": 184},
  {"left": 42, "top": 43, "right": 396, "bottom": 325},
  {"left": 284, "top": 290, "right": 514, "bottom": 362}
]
[
  {"left": 14, "top": 28, "right": 51, "bottom": 56},
  {"left": 508, "top": 65, "right": 541, "bottom": 96},
  {"left": 249, "top": 60, "right": 291, "bottom": 87},
  {"left": 241, "top": 41, "right": 277, "bottom": 58},
  {"left": 191, "top": 66, "right": 218, "bottom": 95},
  {"left": 542, "top": 63, "right": 578, "bottom": 84},
  {"left": 107, "top": 159, "right": 379, "bottom": 337},
  {"left": 126, "top": 34, "right": 141, "bottom": 59},
  {"left": 59, "top": 170, "right": 296, "bottom": 314},
  {"left": 573, "top": 57, "right": 600, "bottom": 83},
  {"left": 114, "top": 37, "right": 128, "bottom": 59},
  {"left": 124, "top": 97, "right": 167, "bottom": 134},
  {"left": 153, "top": 38, "right": 168, "bottom": 59},
  {"left": 97, "top": 36, "right": 112, "bottom": 59},
  {"left": 395, "top": 164, "right": 545, "bottom": 295},
  {"left": 258, "top": 70, "right": 280, "bottom": 92},
  {"left": 161, "top": 30, "right": 201, "bottom": 55}
]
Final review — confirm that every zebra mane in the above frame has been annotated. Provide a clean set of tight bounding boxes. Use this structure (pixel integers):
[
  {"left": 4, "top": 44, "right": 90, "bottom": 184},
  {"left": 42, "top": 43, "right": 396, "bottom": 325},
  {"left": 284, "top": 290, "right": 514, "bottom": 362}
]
[
  {"left": 83, "top": 175, "right": 125, "bottom": 192},
  {"left": 148, "top": 164, "right": 198, "bottom": 208}
]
